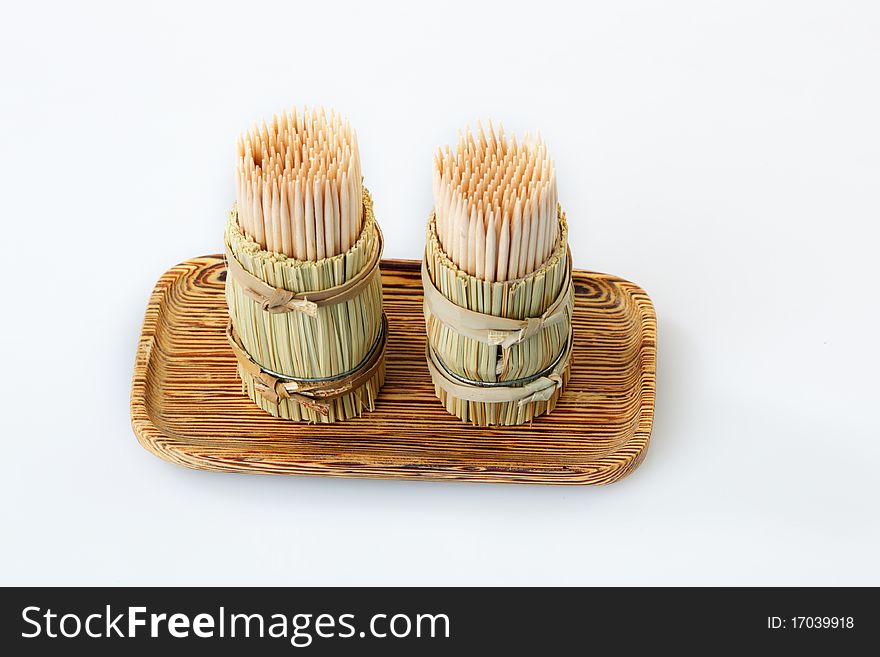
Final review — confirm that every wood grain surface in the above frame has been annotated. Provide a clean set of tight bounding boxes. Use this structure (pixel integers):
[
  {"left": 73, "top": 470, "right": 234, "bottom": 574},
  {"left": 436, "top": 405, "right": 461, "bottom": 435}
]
[{"left": 131, "top": 257, "right": 656, "bottom": 485}]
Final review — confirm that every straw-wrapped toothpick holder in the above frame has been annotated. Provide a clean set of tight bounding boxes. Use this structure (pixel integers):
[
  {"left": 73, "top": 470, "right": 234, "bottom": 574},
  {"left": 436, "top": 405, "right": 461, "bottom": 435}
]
[
  {"left": 423, "top": 208, "right": 573, "bottom": 426},
  {"left": 225, "top": 188, "right": 386, "bottom": 422}
]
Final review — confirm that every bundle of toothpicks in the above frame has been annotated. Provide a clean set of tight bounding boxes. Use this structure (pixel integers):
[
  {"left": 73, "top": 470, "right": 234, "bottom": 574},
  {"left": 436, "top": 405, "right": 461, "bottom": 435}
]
[
  {"left": 423, "top": 121, "right": 574, "bottom": 426},
  {"left": 225, "top": 107, "right": 386, "bottom": 422}
]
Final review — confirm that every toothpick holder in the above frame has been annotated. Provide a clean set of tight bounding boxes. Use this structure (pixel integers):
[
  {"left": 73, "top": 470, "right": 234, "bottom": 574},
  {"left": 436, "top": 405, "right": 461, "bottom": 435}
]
[
  {"left": 224, "top": 187, "right": 386, "bottom": 422},
  {"left": 422, "top": 208, "right": 573, "bottom": 426}
]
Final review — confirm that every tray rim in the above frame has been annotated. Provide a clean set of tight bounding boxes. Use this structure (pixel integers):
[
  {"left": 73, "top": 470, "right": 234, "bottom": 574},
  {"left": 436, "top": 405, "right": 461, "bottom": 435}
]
[{"left": 131, "top": 256, "right": 656, "bottom": 485}]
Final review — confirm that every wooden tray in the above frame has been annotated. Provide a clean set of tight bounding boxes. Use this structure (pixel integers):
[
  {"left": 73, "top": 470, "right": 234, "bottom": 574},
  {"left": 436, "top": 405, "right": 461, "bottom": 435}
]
[{"left": 131, "top": 257, "right": 656, "bottom": 485}]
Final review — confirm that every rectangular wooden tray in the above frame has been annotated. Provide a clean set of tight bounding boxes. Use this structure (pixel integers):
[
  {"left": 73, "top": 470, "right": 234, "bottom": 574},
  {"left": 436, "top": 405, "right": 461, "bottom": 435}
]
[{"left": 131, "top": 257, "right": 656, "bottom": 485}]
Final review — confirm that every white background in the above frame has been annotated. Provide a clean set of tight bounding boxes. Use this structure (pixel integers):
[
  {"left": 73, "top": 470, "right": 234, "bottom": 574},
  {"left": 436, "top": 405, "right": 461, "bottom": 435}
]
[{"left": 2, "top": 1, "right": 878, "bottom": 586}]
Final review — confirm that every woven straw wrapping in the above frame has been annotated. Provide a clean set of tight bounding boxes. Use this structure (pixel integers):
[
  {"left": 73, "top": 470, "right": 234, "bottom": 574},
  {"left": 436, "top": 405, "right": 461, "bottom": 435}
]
[
  {"left": 225, "top": 188, "right": 385, "bottom": 422},
  {"left": 424, "top": 208, "right": 573, "bottom": 426}
]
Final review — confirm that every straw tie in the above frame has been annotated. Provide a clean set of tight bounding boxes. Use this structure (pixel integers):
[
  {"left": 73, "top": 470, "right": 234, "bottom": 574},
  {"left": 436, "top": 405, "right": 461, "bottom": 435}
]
[
  {"left": 263, "top": 289, "right": 318, "bottom": 316},
  {"left": 224, "top": 221, "right": 383, "bottom": 317},
  {"left": 489, "top": 316, "right": 552, "bottom": 349},
  {"left": 421, "top": 255, "right": 572, "bottom": 349},
  {"left": 226, "top": 318, "right": 387, "bottom": 415},
  {"left": 424, "top": 332, "right": 572, "bottom": 407},
  {"left": 515, "top": 374, "right": 564, "bottom": 408}
]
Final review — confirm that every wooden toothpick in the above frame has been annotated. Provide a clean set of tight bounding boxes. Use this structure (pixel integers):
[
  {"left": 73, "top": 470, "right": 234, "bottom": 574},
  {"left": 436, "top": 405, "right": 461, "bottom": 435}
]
[
  {"left": 432, "top": 120, "right": 558, "bottom": 281},
  {"left": 234, "top": 106, "right": 363, "bottom": 260}
]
